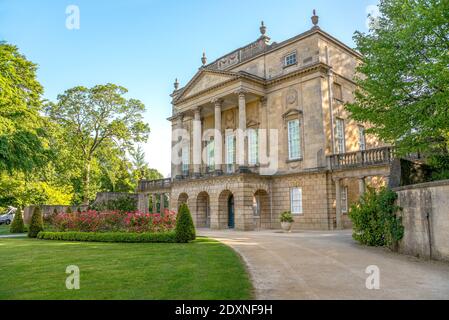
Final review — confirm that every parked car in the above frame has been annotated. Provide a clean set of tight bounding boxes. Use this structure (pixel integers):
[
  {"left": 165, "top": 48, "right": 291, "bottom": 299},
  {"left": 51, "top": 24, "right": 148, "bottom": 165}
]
[{"left": 0, "top": 206, "right": 17, "bottom": 225}]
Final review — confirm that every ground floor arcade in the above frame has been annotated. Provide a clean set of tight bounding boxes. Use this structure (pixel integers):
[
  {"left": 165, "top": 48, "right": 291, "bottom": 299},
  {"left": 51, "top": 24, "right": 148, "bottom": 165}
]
[{"left": 137, "top": 166, "right": 390, "bottom": 231}]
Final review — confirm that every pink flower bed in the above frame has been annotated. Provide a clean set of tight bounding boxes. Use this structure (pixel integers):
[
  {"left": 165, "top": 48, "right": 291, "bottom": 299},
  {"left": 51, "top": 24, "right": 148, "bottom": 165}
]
[{"left": 51, "top": 209, "right": 177, "bottom": 233}]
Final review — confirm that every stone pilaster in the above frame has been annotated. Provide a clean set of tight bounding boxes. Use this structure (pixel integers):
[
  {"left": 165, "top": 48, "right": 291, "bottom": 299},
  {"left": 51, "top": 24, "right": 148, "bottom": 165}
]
[{"left": 335, "top": 178, "right": 342, "bottom": 229}]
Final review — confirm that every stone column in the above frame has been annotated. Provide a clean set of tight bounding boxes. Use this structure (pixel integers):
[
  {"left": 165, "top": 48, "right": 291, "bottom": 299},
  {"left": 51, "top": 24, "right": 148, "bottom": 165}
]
[
  {"left": 160, "top": 193, "right": 165, "bottom": 214},
  {"left": 335, "top": 178, "right": 342, "bottom": 229},
  {"left": 137, "top": 193, "right": 149, "bottom": 213},
  {"left": 173, "top": 115, "right": 183, "bottom": 180},
  {"left": 152, "top": 194, "right": 157, "bottom": 213},
  {"left": 213, "top": 98, "right": 223, "bottom": 174},
  {"left": 193, "top": 107, "right": 202, "bottom": 178},
  {"left": 384, "top": 175, "right": 390, "bottom": 188},
  {"left": 358, "top": 177, "right": 366, "bottom": 199},
  {"left": 236, "top": 90, "right": 248, "bottom": 172}
]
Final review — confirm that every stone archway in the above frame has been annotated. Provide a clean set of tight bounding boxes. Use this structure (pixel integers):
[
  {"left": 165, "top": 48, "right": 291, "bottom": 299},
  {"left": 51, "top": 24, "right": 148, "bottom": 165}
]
[
  {"left": 253, "top": 189, "right": 271, "bottom": 229},
  {"left": 196, "top": 192, "right": 210, "bottom": 228},
  {"left": 218, "top": 190, "right": 233, "bottom": 229},
  {"left": 177, "top": 193, "right": 189, "bottom": 210}
]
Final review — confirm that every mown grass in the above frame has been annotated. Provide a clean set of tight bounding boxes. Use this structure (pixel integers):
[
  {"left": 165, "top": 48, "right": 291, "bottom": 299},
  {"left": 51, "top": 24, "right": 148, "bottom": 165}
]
[
  {"left": 0, "top": 224, "right": 10, "bottom": 235},
  {"left": 0, "top": 237, "right": 252, "bottom": 300}
]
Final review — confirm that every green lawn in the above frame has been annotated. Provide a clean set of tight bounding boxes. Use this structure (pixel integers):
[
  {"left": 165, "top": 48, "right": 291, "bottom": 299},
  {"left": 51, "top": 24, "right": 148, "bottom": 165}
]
[
  {"left": 0, "top": 237, "right": 253, "bottom": 300},
  {"left": 0, "top": 224, "right": 11, "bottom": 235}
]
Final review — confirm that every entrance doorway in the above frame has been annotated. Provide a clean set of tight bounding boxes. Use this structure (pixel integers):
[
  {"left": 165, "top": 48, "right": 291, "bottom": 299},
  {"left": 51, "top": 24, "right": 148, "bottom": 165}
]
[{"left": 228, "top": 195, "right": 235, "bottom": 229}]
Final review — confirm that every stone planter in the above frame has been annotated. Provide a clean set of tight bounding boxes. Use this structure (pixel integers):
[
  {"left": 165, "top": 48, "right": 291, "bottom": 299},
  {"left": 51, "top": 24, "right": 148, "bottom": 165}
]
[{"left": 281, "top": 222, "right": 293, "bottom": 233}]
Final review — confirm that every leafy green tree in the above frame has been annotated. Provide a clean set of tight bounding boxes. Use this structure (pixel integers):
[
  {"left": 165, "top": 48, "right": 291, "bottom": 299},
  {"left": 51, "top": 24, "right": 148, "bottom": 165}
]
[
  {"left": 10, "top": 208, "right": 25, "bottom": 233},
  {"left": 0, "top": 42, "right": 50, "bottom": 173},
  {"left": 28, "top": 206, "right": 44, "bottom": 238},
  {"left": 130, "top": 145, "right": 163, "bottom": 185},
  {"left": 46, "top": 84, "right": 151, "bottom": 203},
  {"left": 346, "top": 0, "right": 449, "bottom": 163},
  {"left": 0, "top": 172, "right": 73, "bottom": 211},
  {"left": 175, "top": 203, "right": 196, "bottom": 243}
]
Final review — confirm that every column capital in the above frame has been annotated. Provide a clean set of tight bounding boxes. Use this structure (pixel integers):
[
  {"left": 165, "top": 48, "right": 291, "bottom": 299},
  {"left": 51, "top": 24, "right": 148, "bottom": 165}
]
[
  {"left": 260, "top": 96, "right": 268, "bottom": 107},
  {"left": 234, "top": 89, "right": 247, "bottom": 98},
  {"left": 211, "top": 98, "right": 224, "bottom": 107},
  {"left": 193, "top": 106, "right": 202, "bottom": 118}
]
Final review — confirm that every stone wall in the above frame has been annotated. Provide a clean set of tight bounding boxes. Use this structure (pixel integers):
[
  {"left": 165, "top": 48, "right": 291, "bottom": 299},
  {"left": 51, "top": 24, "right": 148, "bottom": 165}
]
[
  {"left": 23, "top": 205, "right": 88, "bottom": 224},
  {"left": 394, "top": 180, "right": 449, "bottom": 262},
  {"left": 92, "top": 192, "right": 138, "bottom": 207},
  {"left": 23, "top": 192, "right": 137, "bottom": 224}
]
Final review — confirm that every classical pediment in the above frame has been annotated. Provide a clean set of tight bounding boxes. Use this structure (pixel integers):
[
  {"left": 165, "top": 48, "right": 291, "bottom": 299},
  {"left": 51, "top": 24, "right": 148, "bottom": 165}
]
[{"left": 176, "top": 69, "right": 239, "bottom": 102}]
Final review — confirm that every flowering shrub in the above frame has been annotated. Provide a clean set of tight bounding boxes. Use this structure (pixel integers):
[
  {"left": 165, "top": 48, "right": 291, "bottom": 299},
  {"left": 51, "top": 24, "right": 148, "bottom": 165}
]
[{"left": 51, "top": 209, "right": 177, "bottom": 233}]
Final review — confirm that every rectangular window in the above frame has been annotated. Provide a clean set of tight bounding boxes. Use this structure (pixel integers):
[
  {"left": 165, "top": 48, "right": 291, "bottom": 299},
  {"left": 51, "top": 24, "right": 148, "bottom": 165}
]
[
  {"left": 284, "top": 52, "right": 297, "bottom": 67},
  {"left": 333, "top": 82, "right": 343, "bottom": 101},
  {"left": 335, "top": 118, "right": 346, "bottom": 154},
  {"left": 181, "top": 143, "right": 189, "bottom": 175},
  {"left": 248, "top": 129, "right": 259, "bottom": 166},
  {"left": 290, "top": 188, "right": 303, "bottom": 215},
  {"left": 225, "top": 133, "right": 235, "bottom": 173},
  {"left": 206, "top": 139, "right": 214, "bottom": 172},
  {"left": 288, "top": 119, "right": 301, "bottom": 160},
  {"left": 358, "top": 126, "right": 366, "bottom": 151},
  {"left": 341, "top": 187, "right": 348, "bottom": 213}
]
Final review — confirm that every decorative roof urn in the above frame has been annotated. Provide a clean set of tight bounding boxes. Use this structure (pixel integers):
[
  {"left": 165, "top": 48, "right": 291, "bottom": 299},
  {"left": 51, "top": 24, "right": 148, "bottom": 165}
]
[{"left": 311, "top": 9, "right": 319, "bottom": 28}]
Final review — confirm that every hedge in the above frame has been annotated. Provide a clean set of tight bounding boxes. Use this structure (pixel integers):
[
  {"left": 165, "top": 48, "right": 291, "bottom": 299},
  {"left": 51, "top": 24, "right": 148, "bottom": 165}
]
[{"left": 37, "top": 231, "right": 176, "bottom": 243}]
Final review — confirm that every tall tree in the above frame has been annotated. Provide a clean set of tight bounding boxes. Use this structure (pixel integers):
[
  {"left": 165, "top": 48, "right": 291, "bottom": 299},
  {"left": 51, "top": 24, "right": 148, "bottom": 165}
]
[
  {"left": 346, "top": 0, "right": 449, "bottom": 158},
  {"left": 46, "top": 84, "right": 150, "bottom": 203},
  {"left": 130, "top": 145, "right": 163, "bottom": 183},
  {"left": 0, "top": 42, "right": 50, "bottom": 173}
]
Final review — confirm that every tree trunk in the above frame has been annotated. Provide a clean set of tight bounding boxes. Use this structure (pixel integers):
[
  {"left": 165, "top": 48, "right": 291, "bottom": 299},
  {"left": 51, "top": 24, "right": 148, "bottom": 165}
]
[{"left": 82, "top": 159, "right": 91, "bottom": 205}]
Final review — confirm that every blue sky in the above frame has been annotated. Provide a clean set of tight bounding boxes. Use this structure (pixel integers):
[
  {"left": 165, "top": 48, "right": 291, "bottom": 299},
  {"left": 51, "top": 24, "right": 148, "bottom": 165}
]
[{"left": 0, "top": 0, "right": 379, "bottom": 177}]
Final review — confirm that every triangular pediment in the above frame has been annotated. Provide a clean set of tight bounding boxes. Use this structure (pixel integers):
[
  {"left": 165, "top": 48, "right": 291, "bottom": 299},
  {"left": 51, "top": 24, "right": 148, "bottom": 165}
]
[{"left": 176, "top": 69, "right": 239, "bottom": 102}]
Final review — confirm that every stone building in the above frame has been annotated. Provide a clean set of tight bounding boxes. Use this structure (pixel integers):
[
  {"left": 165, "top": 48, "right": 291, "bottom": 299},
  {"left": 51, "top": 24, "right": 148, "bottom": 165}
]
[{"left": 137, "top": 12, "right": 393, "bottom": 231}]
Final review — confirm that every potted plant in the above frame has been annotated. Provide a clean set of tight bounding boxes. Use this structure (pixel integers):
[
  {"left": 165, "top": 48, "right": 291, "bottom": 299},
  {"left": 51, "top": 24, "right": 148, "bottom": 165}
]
[{"left": 280, "top": 211, "right": 294, "bottom": 232}]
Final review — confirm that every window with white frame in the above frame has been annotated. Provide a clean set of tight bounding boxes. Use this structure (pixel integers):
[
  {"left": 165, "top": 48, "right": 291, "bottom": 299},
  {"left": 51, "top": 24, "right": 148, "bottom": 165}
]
[
  {"left": 248, "top": 129, "right": 259, "bottom": 166},
  {"left": 284, "top": 52, "right": 297, "bottom": 67},
  {"left": 206, "top": 139, "right": 214, "bottom": 172},
  {"left": 288, "top": 119, "right": 301, "bottom": 160},
  {"left": 358, "top": 126, "right": 366, "bottom": 151},
  {"left": 335, "top": 118, "right": 346, "bottom": 154},
  {"left": 181, "top": 142, "right": 189, "bottom": 175},
  {"left": 341, "top": 187, "right": 348, "bottom": 213},
  {"left": 225, "top": 133, "right": 235, "bottom": 173},
  {"left": 290, "top": 187, "right": 303, "bottom": 215}
]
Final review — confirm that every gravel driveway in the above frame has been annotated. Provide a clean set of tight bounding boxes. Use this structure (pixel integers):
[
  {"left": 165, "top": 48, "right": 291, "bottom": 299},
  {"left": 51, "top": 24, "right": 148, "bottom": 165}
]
[{"left": 199, "top": 229, "right": 449, "bottom": 300}]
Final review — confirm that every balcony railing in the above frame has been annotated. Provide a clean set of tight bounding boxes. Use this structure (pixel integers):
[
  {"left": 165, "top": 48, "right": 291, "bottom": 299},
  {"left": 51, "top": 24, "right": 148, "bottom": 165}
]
[
  {"left": 328, "top": 147, "right": 396, "bottom": 170},
  {"left": 138, "top": 178, "right": 172, "bottom": 192}
]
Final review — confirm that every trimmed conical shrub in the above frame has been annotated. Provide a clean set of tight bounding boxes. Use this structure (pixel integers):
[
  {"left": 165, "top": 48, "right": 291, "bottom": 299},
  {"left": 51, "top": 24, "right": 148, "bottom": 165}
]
[
  {"left": 175, "top": 203, "right": 196, "bottom": 243},
  {"left": 10, "top": 208, "right": 25, "bottom": 233},
  {"left": 28, "top": 206, "right": 44, "bottom": 238}
]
